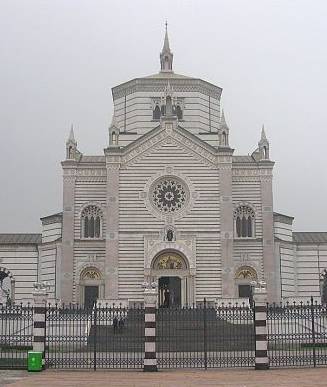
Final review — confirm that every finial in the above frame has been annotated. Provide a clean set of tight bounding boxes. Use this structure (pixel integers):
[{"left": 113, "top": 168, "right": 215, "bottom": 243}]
[
  {"left": 68, "top": 124, "right": 76, "bottom": 143},
  {"left": 165, "top": 20, "right": 168, "bottom": 32},
  {"left": 261, "top": 124, "right": 267, "bottom": 140}
]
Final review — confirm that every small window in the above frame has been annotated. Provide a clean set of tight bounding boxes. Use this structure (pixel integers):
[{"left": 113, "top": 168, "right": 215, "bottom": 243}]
[
  {"left": 221, "top": 132, "right": 227, "bottom": 146},
  {"left": 153, "top": 105, "right": 161, "bottom": 120},
  {"left": 81, "top": 205, "right": 103, "bottom": 239},
  {"left": 234, "top": 205, "right": 255, "bottom": 238},
  {"left": 176, "top": 105, "right": 183, "bottom": 120}
]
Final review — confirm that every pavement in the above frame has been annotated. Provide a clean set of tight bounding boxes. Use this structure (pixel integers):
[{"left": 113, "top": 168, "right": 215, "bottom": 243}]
[{"left": 2, "top": 368, "right": 327, "bottom": 387}]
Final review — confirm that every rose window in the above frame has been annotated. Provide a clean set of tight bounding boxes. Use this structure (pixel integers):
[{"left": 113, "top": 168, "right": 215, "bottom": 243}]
[{"left": 152, "top": 179, "right": 187, "bottom": 213}]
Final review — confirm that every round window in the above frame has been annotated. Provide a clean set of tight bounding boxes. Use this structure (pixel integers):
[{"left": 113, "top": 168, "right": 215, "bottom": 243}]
[{"left": 151, "top": 178, "right": 188, "bottom": 213}]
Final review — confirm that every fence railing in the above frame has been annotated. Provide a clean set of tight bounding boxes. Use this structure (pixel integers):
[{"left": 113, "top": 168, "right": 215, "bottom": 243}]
[
  {"left": 267, "top": 297, "right": 327, "bottom": 367},
  {"left": 0, "top": 303, "right": 33, "bottom": 369},
  {"left": 2, "top": 298, "right": 327, "bottom": 370},
  {"left": 45, "top": 303, "right": 144, "bottom": 369},
  {"left": 157, "top": 300, "right": 255, "bottom": 369}
]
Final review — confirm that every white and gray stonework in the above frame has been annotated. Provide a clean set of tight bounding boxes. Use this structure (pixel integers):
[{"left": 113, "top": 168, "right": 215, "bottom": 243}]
[{"left": 0, "top": 29, "right": 326, "bottom": 305}]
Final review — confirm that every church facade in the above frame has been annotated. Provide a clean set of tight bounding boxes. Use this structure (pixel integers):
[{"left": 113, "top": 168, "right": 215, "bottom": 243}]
[{"left": 1, "top": 30, "right": 327, "bottom": 306}]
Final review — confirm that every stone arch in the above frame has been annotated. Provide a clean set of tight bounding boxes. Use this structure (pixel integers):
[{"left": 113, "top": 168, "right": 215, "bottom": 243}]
[
  {"left": 235, "top": 265, "right": 258, "bottom": 281},
  {"left": 77, "top": 265, "right": 105, "bottom": 305},
  {"left": 80, "top": 267, "right": 102, "bottom": 280},
  {"left": 152, "top": 250, "right": 189, "bottom": 270},
  {"left": 149, "top": 250, "right": 194, "bottom": 306},
  {"left": 234, "top": 265, "right": 257, "bottom": 299}
]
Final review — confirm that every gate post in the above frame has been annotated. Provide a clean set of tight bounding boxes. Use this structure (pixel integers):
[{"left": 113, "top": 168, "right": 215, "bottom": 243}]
[
  {"left": 253, "top": 281, "right": 269, "bottom": 370},
  {"left": 32, "top": 283, "right": 49, "bottom": 368},
  {"left": 143, "top": 282, "right": 158, "bottom": 372}
]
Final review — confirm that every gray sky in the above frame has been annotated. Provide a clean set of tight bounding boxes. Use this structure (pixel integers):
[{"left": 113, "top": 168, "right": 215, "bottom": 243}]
[{"left": 0, "top": 0, "right": 326, "bottom": 232}]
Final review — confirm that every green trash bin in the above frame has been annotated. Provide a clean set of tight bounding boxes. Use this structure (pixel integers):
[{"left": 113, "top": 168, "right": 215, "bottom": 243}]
[{"left": 28, "top": 351, "right": 43, "bottom": 372}]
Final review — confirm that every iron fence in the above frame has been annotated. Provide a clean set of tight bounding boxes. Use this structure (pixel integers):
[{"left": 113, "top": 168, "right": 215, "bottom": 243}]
[
  {"left": 267, "top": 297, "right": 327, "bottom": 367},
  {"left": 45, "top": 303, "right": 144, "bottom": 369},
  {"left": 157, "top": 300, "right": 255, "bottom": 369},
  {"left": 0, "top": 303, "right": 33, "bottom": 369}
]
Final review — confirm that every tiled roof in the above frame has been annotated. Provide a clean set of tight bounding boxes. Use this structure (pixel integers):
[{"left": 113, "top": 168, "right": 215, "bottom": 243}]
[
  {"left": 0, "top": 234, "right": 41, "bottom": 244},
  {"left": 293, "top": 232, "right": 327, "bottom": 244}
]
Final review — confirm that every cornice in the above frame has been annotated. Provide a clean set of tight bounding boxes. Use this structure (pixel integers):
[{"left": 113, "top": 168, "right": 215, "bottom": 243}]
[{"left": 112, "top": 77, "right": 222, "bottom": 100}]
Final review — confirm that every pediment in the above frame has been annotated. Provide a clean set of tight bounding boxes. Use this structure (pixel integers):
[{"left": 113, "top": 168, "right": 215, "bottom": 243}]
[{"left": 120, "top": 121, "right": 218, "bottom": 168}]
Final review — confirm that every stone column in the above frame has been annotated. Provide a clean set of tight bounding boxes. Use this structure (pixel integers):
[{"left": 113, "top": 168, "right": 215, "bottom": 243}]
[
  {"left": 61, "top": 162, "right": 76, "bottom": 303},
  {"left": 105, "top": 150, "right": 120, "bottom": 299},
  {"left": 260, "top": 164, "right": 279, "bottom": 302},
  {"left": 32, "top": 290, "right": 48, "bottom": 365},
  {"left": 143, "top": 288, "right": 158, "bottom": 372},
  {"left": 253, "top": 283, "right": 269, "bottom": 370},
  {"left": 219, "top": 151, "right": 234, "bottom": 297}
]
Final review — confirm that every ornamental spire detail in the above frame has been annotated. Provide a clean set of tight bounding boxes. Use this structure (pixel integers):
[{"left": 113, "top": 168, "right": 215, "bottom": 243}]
[{"left": 160, "top": 22, "right": 173, "bottom": 73}]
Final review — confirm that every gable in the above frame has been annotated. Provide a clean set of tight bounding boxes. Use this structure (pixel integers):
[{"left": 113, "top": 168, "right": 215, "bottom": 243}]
[{"left": 121, "top": 121, "right": 218, "bottom": 169}]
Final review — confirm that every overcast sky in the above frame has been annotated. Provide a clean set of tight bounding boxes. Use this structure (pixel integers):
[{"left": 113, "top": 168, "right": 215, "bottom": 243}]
[{"left": 0, "top": 0, "right": 326, "bottom": 233}]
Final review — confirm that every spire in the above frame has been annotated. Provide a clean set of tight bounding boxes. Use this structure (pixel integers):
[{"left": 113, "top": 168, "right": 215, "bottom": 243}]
[
  {"left": 219, "top": 109, "right": 230, "bottom": 147},
  {"left": 261, "top": 124, "right": 267, "bottom": 141},
  {"left": 258, "top": 124, "right": 269, "bottom": 160},
  {"left": 68, "top": 124, "right": 76, "bottom": 144},
  {"left": 66, "top": 124, "right": 77, "bottom": 160},
  {"left": 160, "top": 22, "right": 173, "bottom": 72},
  {"left": 162, "top": 21, "right": 170, "bottom": 52}
]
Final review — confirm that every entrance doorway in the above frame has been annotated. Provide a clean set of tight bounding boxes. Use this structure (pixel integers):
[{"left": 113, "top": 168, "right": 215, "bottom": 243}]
[
  {"left": 238, "top": 284, "right": 251, "bottom": 298},
  {"left": 84, "top": 286, "right": 98, "bottom": 308},
  {"left": 158, "top": 277, "right": 181, "bottom": 307}
]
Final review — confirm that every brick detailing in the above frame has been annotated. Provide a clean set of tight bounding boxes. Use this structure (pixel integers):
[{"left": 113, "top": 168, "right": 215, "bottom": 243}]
[{"left": 144, "top": 305, "right": 157, "bottom": 372}]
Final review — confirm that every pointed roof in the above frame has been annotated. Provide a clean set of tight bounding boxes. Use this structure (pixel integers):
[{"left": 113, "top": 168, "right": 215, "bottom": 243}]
[
  {"left": 261, "top": 124, "right": 267, "bottom": 141},
  {"left": 220, "top": 109, "right": 229, "bottom": 129},
  {"left": 162, "top": 21, "right": 171, "bottom": 53},
  {"left": 110, "top": 114, "right": 119, "bottom": 129},
  {"left": 160, "top": 22, "right": 173, "bottom": 72},
  {"left": 67, "top": 124, "right": 76, "bottom": 144}
]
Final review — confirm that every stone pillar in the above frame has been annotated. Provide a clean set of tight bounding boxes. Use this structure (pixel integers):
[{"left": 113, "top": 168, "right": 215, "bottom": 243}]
[
  {"left": 219, "top": 151, "right": 234, "bottom": 297},
  {"left": 105, "top": 150, "right": 120, "bottom": 299},
  {"left": 143, "top": 288, "right": 158, "bottom": 372},
  {"left": 61, "top": 162, "right": 76, "bottom": 303},
  {"left": 253, "top": 283, "right": 269, "bottom": 370},
  {"left": 259, "top": 164, "right": 279, "bottom": 302},
  {"left": 33, "top": 291, "right": 48, "bottom": 365}
]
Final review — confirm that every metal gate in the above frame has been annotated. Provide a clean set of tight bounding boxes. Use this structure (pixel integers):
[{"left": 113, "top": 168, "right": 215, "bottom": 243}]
[
  {"left": 267, "top": 298, "right": 327, "bottom": 367},
  {"left": 0, "top": 304, "right": 33, "bottom": 369},
  {"left": 157, "top": 300, "right": 255, "bottom": 368},
  {"left": 45, "top": 303, "right": 144, "bottom": 369}
]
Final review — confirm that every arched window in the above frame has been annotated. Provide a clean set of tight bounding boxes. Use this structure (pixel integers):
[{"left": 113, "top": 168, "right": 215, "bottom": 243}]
[
  {"left": 221, "top": 132, "right": 227, "bottom": 146},
  {"left": 153, "top": 105, "right": 161, "bottom": 120},
  {"left": 81, "top": 205, "right": 103, "bottom": 239},
  {"left": 176, "top": 105, "right": 183, "bottom": 120},
  {"left": 233, "top": 205, "right": 255, "bottom": 238},
  {"left": 263, "top": 146, "right": 268, "bottom": 159}
]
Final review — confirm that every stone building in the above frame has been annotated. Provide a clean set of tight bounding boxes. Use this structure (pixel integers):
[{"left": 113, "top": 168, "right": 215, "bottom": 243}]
[{"left": 0, "top": 29, "right": 326, "bottom": 306}]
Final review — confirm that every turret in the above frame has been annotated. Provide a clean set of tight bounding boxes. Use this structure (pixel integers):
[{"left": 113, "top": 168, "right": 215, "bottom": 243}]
[
  {"left": 66, "top": 125, "right": 78, "bottom": 160},
  {"left": 109, "top": 115, "right": 120, "bottom": 146},
  {"left": 258, "top": 125, "right": 269, "bottom": 160},
  {"left": 218, "top": 109, "right": 230, "bottom": 147},
  {"left": 160, "top": 22, "right": 173, "bottom": 72}
]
